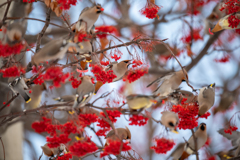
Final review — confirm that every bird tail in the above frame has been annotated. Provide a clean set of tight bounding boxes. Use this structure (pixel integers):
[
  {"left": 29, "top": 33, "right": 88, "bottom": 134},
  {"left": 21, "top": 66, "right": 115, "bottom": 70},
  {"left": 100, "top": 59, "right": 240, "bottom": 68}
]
[
  {"left": 21, "top": 91, "right": 31, "bottom": 103},
  {"left": 179, "top": 151, "right": 190, "bottom": 160},
  {"left": 94, "top": 81, "right": 103, "bottom": 94},
  {"left": 53, "top": 97, "right": 61, "bottom": 101},
  {"left": 80, "top": 61, "right": 88, "bottom": 70}
]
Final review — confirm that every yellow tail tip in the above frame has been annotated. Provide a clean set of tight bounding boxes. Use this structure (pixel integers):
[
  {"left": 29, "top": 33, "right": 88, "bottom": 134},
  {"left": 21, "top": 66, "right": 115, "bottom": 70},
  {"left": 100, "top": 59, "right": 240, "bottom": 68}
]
[
  {"left": 171, "top": 130, "right": 179, "bottom": 134},
  {"left": 68, "top": 111, "right": 75, "bottom": 115},
  {"left": 86, "top": 60, "right": 92, "bottom": 63},
  {"left": 26, "top": 98, "right": 31, "bottom": 103},
  {"left": 75, "top": 136, "right": 84, "bottom": 141}
]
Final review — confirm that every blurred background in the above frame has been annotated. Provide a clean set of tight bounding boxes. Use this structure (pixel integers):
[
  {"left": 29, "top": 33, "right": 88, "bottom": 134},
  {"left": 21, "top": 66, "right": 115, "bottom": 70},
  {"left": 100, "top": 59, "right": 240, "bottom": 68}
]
[{"left": 0, "top": 0, "right": 240, "bottom": 159}]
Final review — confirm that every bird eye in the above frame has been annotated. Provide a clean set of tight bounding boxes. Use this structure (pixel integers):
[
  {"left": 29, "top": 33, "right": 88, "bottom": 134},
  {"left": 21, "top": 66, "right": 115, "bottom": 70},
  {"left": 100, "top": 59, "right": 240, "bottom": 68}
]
[{"left": 169, "top": 122, "right": 174, "bottom": 127}]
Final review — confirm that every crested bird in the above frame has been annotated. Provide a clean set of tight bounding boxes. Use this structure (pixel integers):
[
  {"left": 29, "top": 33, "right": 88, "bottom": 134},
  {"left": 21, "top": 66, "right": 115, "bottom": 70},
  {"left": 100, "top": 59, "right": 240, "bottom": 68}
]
[
  {"left": 212, "top": 13, "right": 240, "bottom": 32},
  {"left": 105, "top": 127, "right": 131, "bottom": 145},
  {"left": 41, "top": 143, "right": 67, "bottom": 157},
  {"left": 126, "top": 94, "right": 157, "bottom": 110},
  {"left": 180, "top": 123, "right": 207, "bottom": 160},
  {"left": 8, "top": 76, "right": 31, "bottom": 103},
  {"left": 147, "top": 68, "right": 188, "bottom": 97},
  {"left": 161, "top": 111, "right": 179, "bottom": 133},
  {"left": 73, "top": 75, "right": 95, "bottom": 108},
  {"left": 198, "top": 83, "right": 215, "bottom": 116},
  {"left": 95, "top": 60, "right": 131, "bottom": 94},
  {"left": 31, "top": 37, "right": 82, "bottom": 66},
  {"left": 75, "top": 3, "right": 104, "bottom": 33}
]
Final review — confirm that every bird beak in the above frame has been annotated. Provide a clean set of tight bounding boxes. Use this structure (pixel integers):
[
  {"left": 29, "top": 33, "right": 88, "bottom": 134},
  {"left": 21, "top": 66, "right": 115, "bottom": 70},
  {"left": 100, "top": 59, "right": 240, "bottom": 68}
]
[{"left": 211, "top": 22, "right": 222, "bottom": 33}]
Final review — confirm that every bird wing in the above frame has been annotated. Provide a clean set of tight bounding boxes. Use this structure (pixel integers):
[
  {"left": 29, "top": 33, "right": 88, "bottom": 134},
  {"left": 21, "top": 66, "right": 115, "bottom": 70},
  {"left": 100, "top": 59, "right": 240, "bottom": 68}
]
[
  {"left": 79, "top": 7, "right": 90, "bottom": 17},
  {"left": 105, "top": 130, "right": 114, "bottom": 139},
  {"left": 147, "top": 73, "right": 174, "bottom": 88},
  {"left": 218, "top": 129, "right": 240, "bottom": 146},
  {"left": 46, "top": 38, "right": 66, "bottom": 56}
]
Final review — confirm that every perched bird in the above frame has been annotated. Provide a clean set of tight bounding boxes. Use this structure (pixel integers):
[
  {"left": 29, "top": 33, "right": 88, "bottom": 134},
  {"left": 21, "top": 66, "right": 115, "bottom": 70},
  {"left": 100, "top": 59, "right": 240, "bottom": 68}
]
[
  {"left": 168, "top": 89, "right": 197, "bottom": 104},
  {"left": 31, "top": 37, "right": 82, "bottom": 66},
  {"left": 8, "top": 76, "right": 31, "bottom": 103},
  {"left": 161, "top": 111, "right": 179, "bottom": 133},
  {"left": 180, "top": 123, "right": 207, "bottom": 160},
  {"left": 25, "top": 83, "right": 46, "bottom": 109},
  {"left": 79, "top": 106, "right": 100, "bottom": 115},
  {"left": 126, "top": 94, "right": 157, "bottom": 110},
  {"left": 168, "top": 143, "right": 185, "bottom": 160},
  {"left": 75, "top": 3, "right": 104, "bottom": 33},
  {"left": 105, "top": 127, "right": 131, "bottom": 145},
  {"left": 41, "top": 143, "right": 67, "bottom": 157},
  {"left": 213, "top": 88, "right": 238, "bottom": 115},
  {"left": 204, "top": 3, "right": 225, "bottom": 35},
  {"left": 5, "top": 20, "right": 27, "bottom": 44},
  {"left": 77, "top": 40, "right": 93, "bottom": 70},
  {"left": 54, "top": 94, "right": 78, "bottom": 104},
  {"left": 147, "top": 68, "right": 188, "bottom": 97},
  {"left": 198, "top": 83, "right": 215, "bottom": 116},
  {"left": 73, "top": 75, "right": 95, "bottom": 108},
  {"left": 95, "top": 60, "right": 131, "bottom": 94},
  {"left": 218, "top": 129, "right": 240, "bottom": 157},
  {"left": 212, "top": 13, "right": 240, "bottom": 32}
]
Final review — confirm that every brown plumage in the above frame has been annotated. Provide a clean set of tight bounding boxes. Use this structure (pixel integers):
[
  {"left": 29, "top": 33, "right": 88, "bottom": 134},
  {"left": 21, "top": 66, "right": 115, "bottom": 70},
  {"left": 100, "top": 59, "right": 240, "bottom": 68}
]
[
  {"left": 105, "top": 127, "right": 131, "bottom": 145},
  {"left": 180, "top": 123, "right": 207, "bottom": 160},
  {"left": 161, "top": 111, "right": 179, "bottom": 131},
  {"left": 41, "top": 143, "right": 67, "bottom": 157},
  {"left": 198, "top": 83, "right": 215, "bottom": 116},
  {"left": 147, "top": 68, "right": 188, "bottom": 97},
  {"left": 94, "top": 60, "right": 131, "bottom": 94}
]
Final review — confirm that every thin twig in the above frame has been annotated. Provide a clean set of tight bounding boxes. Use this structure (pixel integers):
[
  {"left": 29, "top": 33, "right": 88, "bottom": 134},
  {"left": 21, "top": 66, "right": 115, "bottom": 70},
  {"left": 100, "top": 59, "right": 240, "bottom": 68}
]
[
  {"left": 0, "top": 0, "right": 12, "bottom": 28},
  {"left": 6, "top": 17, "right": 69, "bottom": 30},
  {"left": 191, "top": 129, "right": 199, "bottom": 160},
  {"left": 0, "top": 93, "right": 19, "bottom": 113},
  {"left": 35, "top": 8, "right": 51, "bottom": 52},
  {"left": 0, "top": 137, "right": 5, "bottom": 160}
]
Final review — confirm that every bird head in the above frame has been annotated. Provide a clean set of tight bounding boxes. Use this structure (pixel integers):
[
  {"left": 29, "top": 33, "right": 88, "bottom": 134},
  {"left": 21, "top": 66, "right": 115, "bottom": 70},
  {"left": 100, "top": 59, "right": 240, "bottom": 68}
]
[
  {"left": 95, "top": 3, "right": 104, "bottom": 14},
  {"left": 121, "top": 60, "right": 131, "bottom": 68},
  {"left": 208, "top": 83, "right": 215, "bottom": 88},
  {"left": 181, "top": 67, "right": 188, "bottom": 82},
  {"left": 125, "top": 126, "right": 131, "bottom": 143},
  {"left": 200, "top": 123, "right": 206, "bottom": 131}
]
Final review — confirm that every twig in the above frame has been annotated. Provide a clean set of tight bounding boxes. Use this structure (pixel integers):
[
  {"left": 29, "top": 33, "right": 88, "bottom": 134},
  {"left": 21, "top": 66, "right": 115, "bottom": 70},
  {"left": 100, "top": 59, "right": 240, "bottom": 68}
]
[
  {"left": 160, "top": 40, "right": 195, "bottom": 91},
  {"left": 0, "top": 0, "right": 12, "bottom": 28},
  {"left": 191, "top": 129, "right": 199, "bottom": 160},
  {"left": 35, "top": 8, "right": 51, "bottom": 52},
  {"left": 38, "top": 151, "right": 43, "bottom": 160},
  {"left": 6, "top": 17, "right": 69, "bottom": 30},
  {"left": 0, "top": 93, "right": 19, "bottom": 113},
  {"left": 0, "top": 137, "right": 5, "bottom": 160}
]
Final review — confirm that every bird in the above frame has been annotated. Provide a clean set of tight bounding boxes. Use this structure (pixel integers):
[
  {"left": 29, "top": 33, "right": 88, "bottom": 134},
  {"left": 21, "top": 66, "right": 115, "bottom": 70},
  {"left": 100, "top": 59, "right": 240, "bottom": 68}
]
[
  {"left": 161, "top": 111, "right": 179, "bottom": 133},
  {"left": 105, "top": 127, "right": 131, "bottom": 145},
  {"left": 198, "top": 83, "right": 215, "bottom": 116},
  {"left": 218, "top": 129, "right": 240, "bottom": 157},
  {"left": 126, "top": 94, "right": 157, "bottom": 110},
  {"left": 147, "top": 68, "right": 188, "bottom": 97},
  {"left": 211, "top": 13, "right": 240, "bottom": 33},
  {"left": 204, "top": 3, "right": 225, "bottom": 35},
  {"left": 94, "top": 60, "right": 131, "bottom": 94},
  {"left": 76, "top": 40, "right": 93, "bottom": 70},
  {"left": 72, "top": 75, "right": 95, "bottom": 108},
  {"left": 41, "top": 143, "right": 67, "bottom": 157},
  {"left": 167, "top": 143, "right": 185, "bottom": 160},
  {"left": 8, "top": 76, "right": 31, "bottom": 103},
  {"left": 53, "top": 94, "right": 78, "bottom": 104},
  {"left": 180, "top": 123, "right": 207, "bottom": 160},
  {"left": 168, "top": 89, "right": 197, "bottom": 104},
  {"left": 5, "top": 19, "right": 27, "bottom": 44},
  {"left": 213, "top": 88, "right": 238, "bottom": 115},
  {"left": 31, "top": 37, "right": 82, "bottom": 66},
  {"left": 75, "top": 3, "right": 104, "bottom": 33},
  {"left": 25, "top": 83, "right": 46, "bottom": 109}
]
